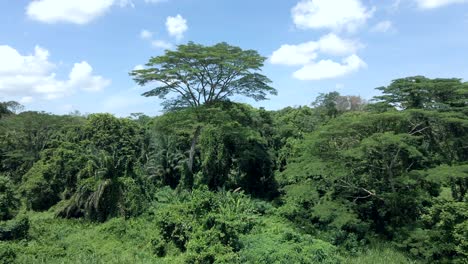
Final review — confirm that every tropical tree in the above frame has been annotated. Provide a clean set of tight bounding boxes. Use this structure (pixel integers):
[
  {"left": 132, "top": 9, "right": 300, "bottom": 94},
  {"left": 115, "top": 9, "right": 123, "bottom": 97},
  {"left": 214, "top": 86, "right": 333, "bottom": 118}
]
[
  {"left": 130, "top": 42, "right": 276, "bottom": 174},
  {"left": 374, "top": 76, "right": 468, "bottom": 110},
  {"left": 0, "top": 101, "right": 22, "bottom": 118}
]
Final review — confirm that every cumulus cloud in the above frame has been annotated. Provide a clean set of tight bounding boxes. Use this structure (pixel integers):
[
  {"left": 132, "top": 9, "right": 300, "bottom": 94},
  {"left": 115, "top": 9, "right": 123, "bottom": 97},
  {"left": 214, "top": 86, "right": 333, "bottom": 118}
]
[
  {"left": 26, "top": 0, "right": 132, "bottom": 24},
  {"left": 371, "top": 20, "right": 394, "bottom": 33},
  {"left": 19, "top": 96, "right": 34, "bottom": 104},
  {"left": 139, "top": 29, "right": 173, "bottom": 50},
  {"left": 415, "top": 0, "right": 468, "bottom": 8},
  {"left": 270, "top": 33, "right": 366, "bottom": 80},
  {"left": 140, "top": 29, "right": 153, "bottom": 39},
  {"left": 270, "top": 34, "right": 362, "bottom": 66},
  {"left": 0, "top": 45, "right": 110, "bottom": 100},
  {"left": 151, "top": 40, "right": 173, "bottom": 49},
  {"left": 293, "top": 54, "right": 367, "bottom": 80},
  {"left": 68, "top": 61, "right": 111, "bottom": 92},
  {"left": 166, "top": 14, "right": 188, "bottom": 40},
  {"left": 270, "top": 43, "right": 318, "bottom": 66},
  {"left": 292, "top": 0, "right": 374, "bottom": 33},
  {"left": 133, "top": 64, "right": 145, "bottom": 71}
]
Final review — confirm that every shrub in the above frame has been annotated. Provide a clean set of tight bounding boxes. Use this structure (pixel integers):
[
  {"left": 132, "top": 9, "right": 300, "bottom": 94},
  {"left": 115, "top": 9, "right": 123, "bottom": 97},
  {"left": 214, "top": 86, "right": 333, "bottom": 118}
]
[
  {"left": 185, "top": 229, "right": 239, "bottom": 264},
  {"left": 0, "top": 176, "right": 19, "bottom": 221},
  {"left": 156, "top": 205, "right": 193, "bottom": 251},
  {"left": 0, "top": 215, "right": 29, "bottom": 241},
  {"left": 398, "top": 198, "right": 468, "bottom": 263},
  {"left": 239, "top": 218, "right": 342, "bottom": 264},
  {"left": 21, "top": 162, "right": 60, "bottom": 211},
  {"left": 0, "top": 242, "right": 16, "bottom": 264}
]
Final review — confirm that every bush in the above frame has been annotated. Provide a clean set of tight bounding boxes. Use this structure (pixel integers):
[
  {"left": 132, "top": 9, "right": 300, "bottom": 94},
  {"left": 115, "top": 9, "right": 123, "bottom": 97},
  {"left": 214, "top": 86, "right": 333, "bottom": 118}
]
[
  {"left": 118, "top": 177, "right": 148, "bottom": 218},
  {"left": 185, "top": 229, "right": 240, "bottom": 263},
  {"left": 21, "top": 162, "right": 60, "bottom": 211},
  {"left": 0, "top": 176, "right": 19, "bottom": 221},
  {"left": 156, "top": 205, "right": 193, "bottom": 251},
  {"left": 0, "top": 215, "right": 29, "bottom": 241},
  {"left": 398, "top": 198, "right": 468, "bottom": 263},
  {"left": 239, "top": 218, "right": 342, "bottom": 264},
  {"left": 151, "top": 236, "right": 167, "bottom": 257},
  {"left": 0, "top": 242, "right": 16, "bottom": 264}
]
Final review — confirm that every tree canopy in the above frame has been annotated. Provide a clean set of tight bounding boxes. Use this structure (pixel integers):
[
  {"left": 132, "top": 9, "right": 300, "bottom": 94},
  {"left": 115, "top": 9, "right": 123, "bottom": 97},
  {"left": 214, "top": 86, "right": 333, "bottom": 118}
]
[
  {"left": 374, "top": 76, "right": 468, "bottom": 110},
  {"left": 130, "top": 42, "right": 277, "bottom": 110},
  {"left": 1, "top": 47, "right": 468, "bottom": 263}
]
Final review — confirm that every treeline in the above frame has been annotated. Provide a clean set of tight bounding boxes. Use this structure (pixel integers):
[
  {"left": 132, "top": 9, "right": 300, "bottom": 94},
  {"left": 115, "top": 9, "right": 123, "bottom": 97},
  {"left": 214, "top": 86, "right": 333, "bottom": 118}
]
[{"left": 0, "top": 76, "right": 467, "bottom": 263}]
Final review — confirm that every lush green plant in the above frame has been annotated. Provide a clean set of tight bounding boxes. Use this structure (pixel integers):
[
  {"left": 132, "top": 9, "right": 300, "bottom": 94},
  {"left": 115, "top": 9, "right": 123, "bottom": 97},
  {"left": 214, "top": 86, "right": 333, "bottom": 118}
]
[
  {"left": 0, "top": 176, "right": 19, "bottom": 221},
  {"left": 0, "top": 215, "right": 29, "bottom": 241},
  {"left": 0, "top": 242, "right": 16, "bottom": 264},
  {"left": 0, "top": 75, "right": 467, "bottom": 263}
]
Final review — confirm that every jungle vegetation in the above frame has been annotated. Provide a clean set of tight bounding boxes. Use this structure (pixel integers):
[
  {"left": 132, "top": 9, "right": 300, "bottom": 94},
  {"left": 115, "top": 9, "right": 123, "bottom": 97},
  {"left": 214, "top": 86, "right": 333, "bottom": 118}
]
[{"left": 0, "top": 42, "right": 467, "bottom": 264}]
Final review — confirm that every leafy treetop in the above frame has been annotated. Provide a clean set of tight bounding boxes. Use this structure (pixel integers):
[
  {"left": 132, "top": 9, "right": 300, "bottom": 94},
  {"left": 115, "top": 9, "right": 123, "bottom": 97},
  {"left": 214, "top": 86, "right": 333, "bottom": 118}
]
[
  {"left": 130, "top": 42, "right": 277, "bottom": 110},
  {"left": 374, "top": 76, "right": 468, "bottom": 110}
]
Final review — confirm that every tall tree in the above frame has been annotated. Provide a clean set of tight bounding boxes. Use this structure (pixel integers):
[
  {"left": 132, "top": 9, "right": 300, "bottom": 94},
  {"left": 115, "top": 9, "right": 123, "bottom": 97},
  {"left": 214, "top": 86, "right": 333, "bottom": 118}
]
[
  {"left": 130, "top": 42, "right": 276, "bottom": 110},
  {"left": 130, "top": 42, "right": 276, "bottom": 174},
  {"left": 373, "top": 76, "right": 467, "bottom": 110},
  {"left": 0, "top": 101, "right": 22, "bottom": 118}
]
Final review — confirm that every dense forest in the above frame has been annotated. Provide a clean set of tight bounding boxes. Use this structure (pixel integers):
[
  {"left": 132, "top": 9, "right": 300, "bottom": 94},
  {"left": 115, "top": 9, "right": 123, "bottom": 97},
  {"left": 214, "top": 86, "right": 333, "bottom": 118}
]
[{"left": 1, "top": 43, "right": 467, "bottom": 264}]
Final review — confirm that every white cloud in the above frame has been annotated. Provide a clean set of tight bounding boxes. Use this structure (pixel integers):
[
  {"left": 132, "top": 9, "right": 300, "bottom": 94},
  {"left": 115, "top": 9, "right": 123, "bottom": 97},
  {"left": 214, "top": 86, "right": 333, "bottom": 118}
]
[
  {"left": 317, "top": 33, "right": 363, "bottom": 55},
  {"left": 270, "top": 43, "right": 318, "bottom": 66},
  {"left": 293, "top": 54, "right": 366, "bottom": 80},
  {"left": 371, "top": 20, "right": 394, "bottom": 33},
  {"left": 292, "top": 0, "right": 374, "bottom": 33},
  {"left": 19, "top": 96, "right": 34, "bottom": 104},
  {"left": 68, "top": 61, "right": 111, "bottom": 92},
  {"left": 133, "top": 64, "right": 145, "bottom": 71},
  {"left": 118, "top": 0, "right": 134, "bottom": 7},
  {"left": 26, "top": 0, "right": 132, "bottom": 24},
  {"left": 270, "top": 33, "right": 361, "bottom": 66},
  {"left": 415, "top": 0, "right": 468, "bottom": 8},
  {"left": 139, "top": 29, "right": 173, "bottom": 50},
  {"left": 151, "top": 40, "right": 173, "bottom": 49},
  {"left": 274, "top": 0, "right": 371, "bottom": 81},
  {"left": 392, "top": 0, "right": 402, "bottom": 9},
  {"left": 166, "top": 14, "right": 188, "bottom": 40},
  {"left": 0, "top": 45, "right": 110, "bottom": 100},
  {"left": 140, "top": 29, "right": 153, "bottom": 39}
]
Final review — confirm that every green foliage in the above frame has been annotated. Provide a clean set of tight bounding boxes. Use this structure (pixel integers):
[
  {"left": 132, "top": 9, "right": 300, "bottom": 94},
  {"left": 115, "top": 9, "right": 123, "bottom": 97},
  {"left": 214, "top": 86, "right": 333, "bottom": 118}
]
[
  {"left": 344, "top": 243, "right": 420, "bottom": 264},
  {"left": 401, "top": 198, "right": 468, "bottom": 263},
  {"left": 196, "top": 122, "right": 276, "bottom": 197},
  {"left": 0, "top": 101, "right": 23, "bottom": 118},
  {"left": 374, "top": 76, "right": 467, "bottom": 110},
  {"left": 0, "top": 111, "right": 84, "bottom": 182},
  {"left": 424, "top": 164, "right": 468, "bottom": 201},
  {"left": 51, "top": 114, "right": 148, "bottom": 222},
  {"left": 20, "top": 142, "right": 88, "bottom": 212},
  {"left": 184, "top": 229, "right": 240, "bottom": 263},
  {"left": 240, "top": 217, "right": 342, "bottom": 264},
  {"left": 0, "top": 215, "right": 29, "bottom": 241},
  {"left": 84, "top": 114, "right": 145, "bottom": 176},
  {"left": 1, "top": 74, "right": 467, "bottom": 262},
  {"left": 146, "top": 133, "right": 186, "bottom": 188},
  {"left": 21, "top": 161, "right": 59, "bottom": 211},
  {"left": 0, "top": 176, "right": 19, "bottom": 221},
  {"left": 130, "top": 42, "right": 276, "bottom": 110},
  {"left": 0, "top": 242, "right": 16, "bottom": 264}
]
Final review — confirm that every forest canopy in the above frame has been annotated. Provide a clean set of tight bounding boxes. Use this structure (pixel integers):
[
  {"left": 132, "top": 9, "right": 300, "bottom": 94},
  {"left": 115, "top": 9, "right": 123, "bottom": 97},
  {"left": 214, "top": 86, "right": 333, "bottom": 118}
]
[{"left": 0, "top": 42, "right": 467, "bottom": 264}]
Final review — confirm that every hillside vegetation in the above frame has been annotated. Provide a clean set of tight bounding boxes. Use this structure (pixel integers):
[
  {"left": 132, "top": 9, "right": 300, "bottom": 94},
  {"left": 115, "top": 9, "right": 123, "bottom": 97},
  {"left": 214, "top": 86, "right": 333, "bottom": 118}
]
[{"left": 1, "top": 43, "right": 467, "bottom": 263}]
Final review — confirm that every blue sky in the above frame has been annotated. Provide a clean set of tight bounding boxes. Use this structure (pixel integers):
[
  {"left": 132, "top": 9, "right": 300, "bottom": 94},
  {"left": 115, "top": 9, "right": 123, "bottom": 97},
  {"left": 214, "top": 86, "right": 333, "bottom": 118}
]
[{"left": 1, "top": 0, "right": 468, "bottom": 116}]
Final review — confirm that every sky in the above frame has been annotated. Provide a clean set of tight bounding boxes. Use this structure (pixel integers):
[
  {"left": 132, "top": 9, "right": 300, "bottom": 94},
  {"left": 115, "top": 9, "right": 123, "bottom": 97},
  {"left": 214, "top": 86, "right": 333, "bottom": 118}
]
[{"left": 1, "top": 0, "right": 468, "bottom": 116}]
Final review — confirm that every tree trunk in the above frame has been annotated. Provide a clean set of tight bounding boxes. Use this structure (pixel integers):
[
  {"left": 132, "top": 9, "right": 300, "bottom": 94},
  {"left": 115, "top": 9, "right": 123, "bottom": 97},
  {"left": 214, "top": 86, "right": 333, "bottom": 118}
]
[{"left": 187, "top": 125, "right": 202, "bottom": 173}]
